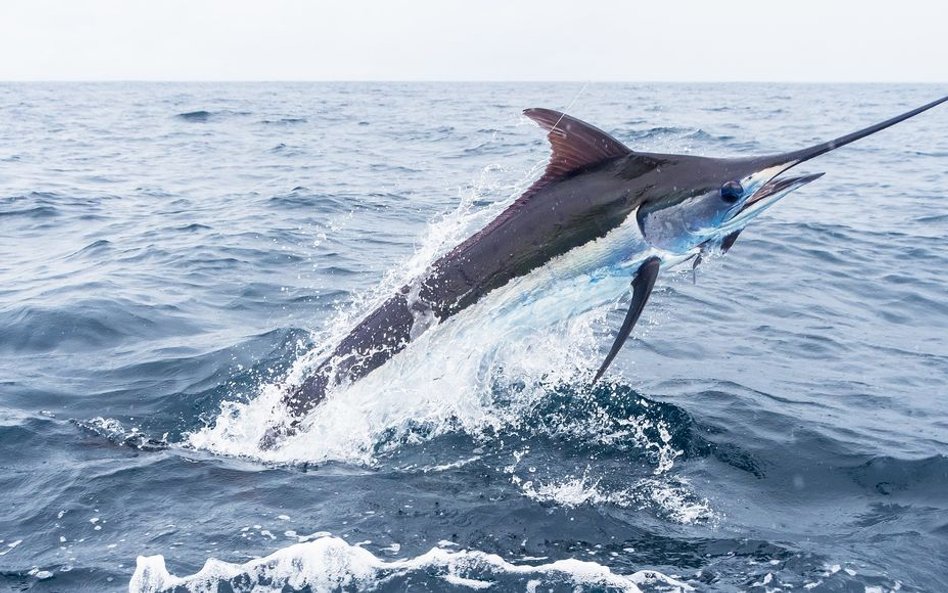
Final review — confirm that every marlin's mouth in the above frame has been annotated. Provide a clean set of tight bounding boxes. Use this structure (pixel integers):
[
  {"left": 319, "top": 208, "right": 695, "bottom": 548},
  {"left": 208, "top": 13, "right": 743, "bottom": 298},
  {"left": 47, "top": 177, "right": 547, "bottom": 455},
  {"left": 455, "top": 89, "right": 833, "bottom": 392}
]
[{"left": 740, "top": 170, "right": 825, "bottom": 215}]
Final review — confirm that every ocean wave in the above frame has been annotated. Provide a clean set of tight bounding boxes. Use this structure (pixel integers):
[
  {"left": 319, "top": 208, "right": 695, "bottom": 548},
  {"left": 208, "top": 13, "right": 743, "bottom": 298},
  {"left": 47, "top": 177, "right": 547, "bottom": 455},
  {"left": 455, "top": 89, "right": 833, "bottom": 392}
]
[
  {"left": 175, "top": 110, "right": 213, "bottom": 121},
  {"left": 260, "top": 117, "right": 307, "bottom": 125},
  {"left": 174, "top": 109, "right": 252, "bottom": 122},
  {"left": 0, "top": 204, "right": 59, "bottom": 218},
  {"left": 848, "top": 454, "right": 948, "bottom": 497},
  {"left": 0, "top": 300, "right": 201, "bottom": 353},
  {"left": 73, "top": 417, "right": 170, "bottom": 452},
  {"left": 130, "top": 535, "right": 690, "bottom": 593}
]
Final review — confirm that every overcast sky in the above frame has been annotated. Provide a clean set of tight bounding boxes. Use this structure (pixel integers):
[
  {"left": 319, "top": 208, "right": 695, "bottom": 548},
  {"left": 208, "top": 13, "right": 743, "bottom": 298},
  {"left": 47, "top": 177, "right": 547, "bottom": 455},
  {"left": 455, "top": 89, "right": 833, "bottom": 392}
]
[{"left": 2, "top": 0, "right": 946, "bottom": 82}]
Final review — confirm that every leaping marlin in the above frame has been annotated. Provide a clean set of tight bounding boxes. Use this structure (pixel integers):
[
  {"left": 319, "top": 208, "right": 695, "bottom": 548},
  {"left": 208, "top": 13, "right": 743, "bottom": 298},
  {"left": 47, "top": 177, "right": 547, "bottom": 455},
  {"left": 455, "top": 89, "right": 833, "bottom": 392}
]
[{"left": 264, "top": 95, "right": 946, "bottom": 444}]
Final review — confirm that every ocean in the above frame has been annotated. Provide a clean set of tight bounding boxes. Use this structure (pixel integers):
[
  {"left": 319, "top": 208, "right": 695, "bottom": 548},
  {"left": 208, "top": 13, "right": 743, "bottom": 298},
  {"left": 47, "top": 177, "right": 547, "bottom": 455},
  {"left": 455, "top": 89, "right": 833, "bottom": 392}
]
[{"left": 0, "top": 82, "right": 946, "bottom": 592}]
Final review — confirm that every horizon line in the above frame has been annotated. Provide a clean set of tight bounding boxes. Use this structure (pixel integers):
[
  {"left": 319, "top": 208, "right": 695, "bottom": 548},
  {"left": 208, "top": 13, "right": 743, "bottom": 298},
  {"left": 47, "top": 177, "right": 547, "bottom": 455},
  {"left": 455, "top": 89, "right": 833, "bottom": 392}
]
[{"left": 2, "top": 79, "right": 947, "bottom": 85}]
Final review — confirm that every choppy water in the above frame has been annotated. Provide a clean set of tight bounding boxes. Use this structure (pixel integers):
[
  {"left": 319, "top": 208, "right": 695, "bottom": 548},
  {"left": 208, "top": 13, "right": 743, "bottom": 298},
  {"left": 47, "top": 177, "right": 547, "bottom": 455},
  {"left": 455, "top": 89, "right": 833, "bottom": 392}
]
[{"left": 1, "top": 82, "right": 946, "bottom": 592}]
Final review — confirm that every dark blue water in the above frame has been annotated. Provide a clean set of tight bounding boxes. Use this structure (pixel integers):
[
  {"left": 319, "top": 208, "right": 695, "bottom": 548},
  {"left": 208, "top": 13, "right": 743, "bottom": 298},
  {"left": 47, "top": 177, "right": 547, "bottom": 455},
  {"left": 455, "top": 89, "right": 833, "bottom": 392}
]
[{"left": 1, "top": 83, "right": 946, "bottom": 593}]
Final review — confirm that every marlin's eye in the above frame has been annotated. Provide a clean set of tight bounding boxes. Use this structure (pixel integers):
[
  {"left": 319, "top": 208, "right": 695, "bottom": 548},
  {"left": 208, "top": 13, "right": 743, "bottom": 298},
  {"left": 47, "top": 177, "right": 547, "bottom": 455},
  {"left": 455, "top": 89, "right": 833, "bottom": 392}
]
[{"left": 720, "top": 180, "right": 743, "bottom": 203}]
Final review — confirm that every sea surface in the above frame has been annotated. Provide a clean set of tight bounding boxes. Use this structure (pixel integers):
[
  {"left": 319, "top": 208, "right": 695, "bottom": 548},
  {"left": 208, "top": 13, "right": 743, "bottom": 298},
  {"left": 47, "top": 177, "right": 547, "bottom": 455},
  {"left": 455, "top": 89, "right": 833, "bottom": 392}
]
[{"left": 1, "top": 82, "right": 946, "bottom": 593}]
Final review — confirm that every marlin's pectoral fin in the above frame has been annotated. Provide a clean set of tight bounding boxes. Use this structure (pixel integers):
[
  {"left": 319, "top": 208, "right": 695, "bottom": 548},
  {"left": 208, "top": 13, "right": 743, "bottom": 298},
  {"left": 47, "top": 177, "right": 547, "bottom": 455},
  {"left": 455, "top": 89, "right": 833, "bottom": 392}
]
[
  {"left": 720, "top": 230, "right": 742, "bottom": 254},
  {"left": 592, "top": 256, "right": 661, "bottom": 383}
]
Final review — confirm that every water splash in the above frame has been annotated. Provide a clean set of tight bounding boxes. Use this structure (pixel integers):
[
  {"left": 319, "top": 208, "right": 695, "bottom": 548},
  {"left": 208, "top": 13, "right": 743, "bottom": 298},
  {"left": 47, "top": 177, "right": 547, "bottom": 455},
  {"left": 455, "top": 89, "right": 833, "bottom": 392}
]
[{"left": 187, "top": 167, "right": 519, "bottom": 464}]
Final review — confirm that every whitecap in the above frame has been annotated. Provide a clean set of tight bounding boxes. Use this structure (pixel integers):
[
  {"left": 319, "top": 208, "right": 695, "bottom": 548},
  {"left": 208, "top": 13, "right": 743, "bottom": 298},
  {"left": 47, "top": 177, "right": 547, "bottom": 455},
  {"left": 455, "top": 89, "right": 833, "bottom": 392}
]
[{"left": 130, "top": 535, "right": 692, "bottom": 593}]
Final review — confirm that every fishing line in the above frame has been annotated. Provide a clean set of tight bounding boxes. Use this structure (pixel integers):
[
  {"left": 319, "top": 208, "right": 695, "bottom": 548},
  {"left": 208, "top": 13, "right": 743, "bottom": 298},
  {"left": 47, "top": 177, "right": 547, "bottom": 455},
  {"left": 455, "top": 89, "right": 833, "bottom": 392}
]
[{"left": 549, "top": 81, "right": 590, "bottom": 133}]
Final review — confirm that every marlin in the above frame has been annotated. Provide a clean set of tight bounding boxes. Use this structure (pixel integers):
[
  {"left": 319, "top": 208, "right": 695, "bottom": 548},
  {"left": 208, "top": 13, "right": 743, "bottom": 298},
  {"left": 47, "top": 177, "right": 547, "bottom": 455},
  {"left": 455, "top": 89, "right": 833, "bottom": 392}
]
[{"left": 265, "top": 95, "right": 946, "bottom": 443}]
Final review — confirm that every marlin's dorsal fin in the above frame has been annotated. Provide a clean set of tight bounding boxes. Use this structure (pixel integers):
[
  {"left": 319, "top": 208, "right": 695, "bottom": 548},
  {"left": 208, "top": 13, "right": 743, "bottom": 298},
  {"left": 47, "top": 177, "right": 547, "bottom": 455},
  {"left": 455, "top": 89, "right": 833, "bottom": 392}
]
[{"left": 523, "top": 108, "right": 632, "bottom": 198}]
